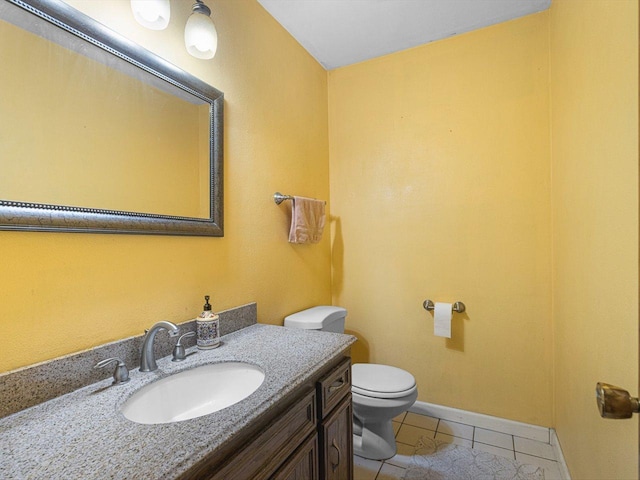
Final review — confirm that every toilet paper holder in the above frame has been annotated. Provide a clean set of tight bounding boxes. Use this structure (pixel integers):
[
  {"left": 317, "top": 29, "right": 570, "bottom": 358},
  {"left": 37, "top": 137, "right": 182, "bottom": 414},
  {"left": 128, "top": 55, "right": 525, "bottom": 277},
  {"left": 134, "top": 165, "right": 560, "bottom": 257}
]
[{"left": 423, "top": 300, "right": 466, "bottom": 313}]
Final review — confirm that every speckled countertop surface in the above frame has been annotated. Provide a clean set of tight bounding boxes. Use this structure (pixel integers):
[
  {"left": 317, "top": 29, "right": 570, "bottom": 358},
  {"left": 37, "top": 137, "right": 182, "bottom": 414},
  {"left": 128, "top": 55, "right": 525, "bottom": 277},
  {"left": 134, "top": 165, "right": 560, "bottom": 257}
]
[{"left": 0, "top": 324, "right": 356, "bottom": 480}]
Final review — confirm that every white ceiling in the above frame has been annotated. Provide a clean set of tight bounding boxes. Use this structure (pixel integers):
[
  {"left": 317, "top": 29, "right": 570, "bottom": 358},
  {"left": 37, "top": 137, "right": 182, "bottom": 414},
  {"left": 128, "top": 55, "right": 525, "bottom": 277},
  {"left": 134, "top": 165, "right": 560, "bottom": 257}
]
[{"left": 257, "top": 0, "right": 551, "bottom": 70}]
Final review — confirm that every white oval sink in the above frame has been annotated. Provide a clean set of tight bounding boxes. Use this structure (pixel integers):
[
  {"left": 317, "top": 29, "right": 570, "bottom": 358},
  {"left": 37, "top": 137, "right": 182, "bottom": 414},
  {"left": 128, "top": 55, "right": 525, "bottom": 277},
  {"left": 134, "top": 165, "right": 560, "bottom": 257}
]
[{"left": 121, "top": 362, "right": 265, "bottom": 424}]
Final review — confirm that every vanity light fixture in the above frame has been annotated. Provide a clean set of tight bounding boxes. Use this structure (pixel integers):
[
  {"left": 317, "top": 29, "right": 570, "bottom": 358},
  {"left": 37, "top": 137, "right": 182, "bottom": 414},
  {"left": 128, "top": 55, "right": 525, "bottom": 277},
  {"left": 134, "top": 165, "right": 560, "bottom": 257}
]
[
  {"left": 131, "top": 0, "right": 218, "bottom": 60},
  {"left": 184, "top": 0, "right": 218, "bottom": 59},
  {"left": 130, "top": 0, "right": 171, "bottom": 30}
]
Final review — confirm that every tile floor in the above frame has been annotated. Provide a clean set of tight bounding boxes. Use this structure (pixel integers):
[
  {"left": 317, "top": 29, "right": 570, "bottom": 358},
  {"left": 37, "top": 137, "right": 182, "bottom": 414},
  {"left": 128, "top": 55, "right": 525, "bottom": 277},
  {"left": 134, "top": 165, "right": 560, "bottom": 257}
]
[{"left": 354, "top": 411, "right": 564, "bottom": 480}]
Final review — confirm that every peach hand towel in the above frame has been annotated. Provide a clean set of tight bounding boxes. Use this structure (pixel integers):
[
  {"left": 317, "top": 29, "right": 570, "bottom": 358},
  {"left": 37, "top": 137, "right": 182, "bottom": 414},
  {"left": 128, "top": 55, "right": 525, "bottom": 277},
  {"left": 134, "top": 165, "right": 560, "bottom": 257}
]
[{"left": 288, "top": 196, "right": 325, "bottom": 244}]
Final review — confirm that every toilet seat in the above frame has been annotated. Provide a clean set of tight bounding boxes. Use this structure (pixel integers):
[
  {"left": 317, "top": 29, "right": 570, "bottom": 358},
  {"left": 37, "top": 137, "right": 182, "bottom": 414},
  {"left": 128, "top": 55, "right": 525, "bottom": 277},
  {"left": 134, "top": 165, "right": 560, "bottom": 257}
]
[
  {"left": 352, "top": 363, "right": 417, "bottom": 399},
  {"left": 352, "top": 385, "right": 417, "bottom": 399}
]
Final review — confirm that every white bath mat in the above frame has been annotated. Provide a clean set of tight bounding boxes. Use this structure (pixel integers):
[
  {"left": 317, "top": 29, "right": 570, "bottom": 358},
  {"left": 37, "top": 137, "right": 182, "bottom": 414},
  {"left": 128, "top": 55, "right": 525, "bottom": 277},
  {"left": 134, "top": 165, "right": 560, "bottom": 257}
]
[{"left": 403, "top": 436, "right": 545, "bottom": 480}]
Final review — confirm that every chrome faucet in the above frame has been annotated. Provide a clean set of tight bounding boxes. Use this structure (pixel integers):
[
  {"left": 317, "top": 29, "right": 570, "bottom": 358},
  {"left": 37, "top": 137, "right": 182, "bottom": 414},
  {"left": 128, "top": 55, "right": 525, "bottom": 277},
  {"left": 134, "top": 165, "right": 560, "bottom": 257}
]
[{"left": 140, "top": 321, "right": 180, "bottom": 372}]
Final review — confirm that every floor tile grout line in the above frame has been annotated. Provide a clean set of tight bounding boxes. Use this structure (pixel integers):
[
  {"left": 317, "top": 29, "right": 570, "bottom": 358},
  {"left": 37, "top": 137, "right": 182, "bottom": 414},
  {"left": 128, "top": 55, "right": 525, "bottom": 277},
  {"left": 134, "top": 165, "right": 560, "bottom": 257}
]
[
  {"left": 402, "top": 422, "right": 438, "bottom": 432},
  {"left": 472, "top": 439, "right": 516, "bottom": 452},
  {"left": 372, "top": 458, "right": 384, "bottom": 480},
  {"left": 513, "top": 433, "right": 553, "bottom": 446},
  {"left": 514, "top": 450, "right": 559, "bottom": 462}
]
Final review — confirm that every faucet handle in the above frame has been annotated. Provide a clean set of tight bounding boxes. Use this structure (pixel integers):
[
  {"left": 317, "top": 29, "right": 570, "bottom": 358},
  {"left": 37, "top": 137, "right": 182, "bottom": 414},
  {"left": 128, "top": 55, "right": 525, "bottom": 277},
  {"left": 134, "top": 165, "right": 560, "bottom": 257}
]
[
  {"left": 172, "top": 331, "right": 196, "bottom": 362},
  {"left": 94, "top": 357, "right": 130, "bottom": 385}
]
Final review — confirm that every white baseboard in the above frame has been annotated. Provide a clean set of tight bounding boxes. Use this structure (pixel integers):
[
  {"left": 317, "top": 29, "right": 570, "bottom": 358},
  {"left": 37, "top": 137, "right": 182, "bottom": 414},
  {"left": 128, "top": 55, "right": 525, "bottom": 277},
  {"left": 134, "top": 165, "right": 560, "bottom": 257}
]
[
  {"left": 409, "top": 400, "right": 550, "bottom": 443},
  {"left": 550, "top": 429, "right": 572, "bottom": 479}
]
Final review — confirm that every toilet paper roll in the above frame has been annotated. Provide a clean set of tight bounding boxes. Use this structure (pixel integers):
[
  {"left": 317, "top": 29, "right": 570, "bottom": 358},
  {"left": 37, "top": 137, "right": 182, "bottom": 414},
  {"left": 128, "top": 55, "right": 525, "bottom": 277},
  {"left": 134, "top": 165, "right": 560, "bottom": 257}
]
[{"left": 434, "top": 302, "right": 452, "bottom": 338}]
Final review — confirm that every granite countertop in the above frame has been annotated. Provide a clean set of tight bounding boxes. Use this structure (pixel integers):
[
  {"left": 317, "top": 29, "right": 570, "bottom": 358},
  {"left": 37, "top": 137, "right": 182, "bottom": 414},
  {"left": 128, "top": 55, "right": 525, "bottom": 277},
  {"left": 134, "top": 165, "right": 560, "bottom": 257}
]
[{"left": 0, "top": 324, "right": 356, "bottom": 479}]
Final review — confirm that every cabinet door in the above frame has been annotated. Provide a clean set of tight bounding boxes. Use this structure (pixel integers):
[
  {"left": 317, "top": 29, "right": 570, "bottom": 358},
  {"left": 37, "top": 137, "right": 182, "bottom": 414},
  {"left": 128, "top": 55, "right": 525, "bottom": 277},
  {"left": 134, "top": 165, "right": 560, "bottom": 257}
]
[
  {"left": 271, "top": 434, "right": 319, "bottom": 480},
  {"left": 200, "top": 390, "right": 317, "bottom": 480},
  {"left": 320, "top": 394, "right": 353, "bottom": 480}
]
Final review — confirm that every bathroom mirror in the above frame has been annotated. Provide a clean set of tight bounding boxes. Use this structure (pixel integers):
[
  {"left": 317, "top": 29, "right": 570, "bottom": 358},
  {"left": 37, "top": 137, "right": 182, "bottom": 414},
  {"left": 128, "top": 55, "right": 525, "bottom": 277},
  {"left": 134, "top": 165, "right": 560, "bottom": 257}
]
[{"left": 0, "top": 0, "right": 223, "bottom": 236}]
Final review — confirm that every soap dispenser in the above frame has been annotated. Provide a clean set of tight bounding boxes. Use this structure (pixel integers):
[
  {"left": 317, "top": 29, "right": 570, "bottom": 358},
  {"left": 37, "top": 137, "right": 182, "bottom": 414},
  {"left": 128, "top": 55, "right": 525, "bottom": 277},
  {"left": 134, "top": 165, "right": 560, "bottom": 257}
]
[{"left": 196, "top": 295, "right": 221, "bottom": 349}]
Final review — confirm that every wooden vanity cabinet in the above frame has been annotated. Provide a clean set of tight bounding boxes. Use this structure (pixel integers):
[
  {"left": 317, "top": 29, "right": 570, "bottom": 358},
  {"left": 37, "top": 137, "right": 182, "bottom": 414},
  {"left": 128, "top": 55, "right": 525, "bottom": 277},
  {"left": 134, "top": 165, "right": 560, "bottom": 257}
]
[
  {"left": 183, "top": 356, "right": 352, "bottom": 480},
  {"left": 274, "top": 357, "right": 353, "bottom": 480}
]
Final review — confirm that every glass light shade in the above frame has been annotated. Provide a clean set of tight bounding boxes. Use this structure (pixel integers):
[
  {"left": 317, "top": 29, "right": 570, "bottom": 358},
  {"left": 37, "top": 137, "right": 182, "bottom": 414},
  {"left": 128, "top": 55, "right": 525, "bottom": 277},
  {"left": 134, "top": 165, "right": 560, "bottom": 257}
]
[
  {"left": 131, "top": 0, "right": 170, "bottom": 30},
  {"left": 185, "top": 12, "right": 218, "bottom": 59}
]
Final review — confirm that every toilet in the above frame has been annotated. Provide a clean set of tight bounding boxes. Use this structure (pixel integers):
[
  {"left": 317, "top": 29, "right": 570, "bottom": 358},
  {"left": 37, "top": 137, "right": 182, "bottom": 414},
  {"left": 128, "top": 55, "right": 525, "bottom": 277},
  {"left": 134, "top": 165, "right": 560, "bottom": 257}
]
[{"left": 284, "top": 306, "right": 418, "bottom": 460}]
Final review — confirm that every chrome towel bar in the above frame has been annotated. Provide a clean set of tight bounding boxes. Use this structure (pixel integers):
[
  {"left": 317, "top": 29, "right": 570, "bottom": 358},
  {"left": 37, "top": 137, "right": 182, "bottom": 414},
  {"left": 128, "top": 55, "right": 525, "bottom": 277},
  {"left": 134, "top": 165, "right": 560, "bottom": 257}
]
[
  {"left": 423, "top": 299, "right": 466, "bottom": 313},
  {"left": 274, "top": 192, "right": 326, "bottom": 205}
]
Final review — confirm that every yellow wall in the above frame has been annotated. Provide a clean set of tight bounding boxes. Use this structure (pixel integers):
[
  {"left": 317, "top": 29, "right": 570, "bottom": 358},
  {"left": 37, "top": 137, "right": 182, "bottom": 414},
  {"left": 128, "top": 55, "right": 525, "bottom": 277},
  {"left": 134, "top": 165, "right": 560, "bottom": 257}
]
[
  {"left": 328, "top": 13, "right": 553, "bottom": 426},
  {"left": 0, "top": 0, "right": 331, "bottom": 372},
  {"left": 550, "top": 0, "right": 639, "bottom": 478}
]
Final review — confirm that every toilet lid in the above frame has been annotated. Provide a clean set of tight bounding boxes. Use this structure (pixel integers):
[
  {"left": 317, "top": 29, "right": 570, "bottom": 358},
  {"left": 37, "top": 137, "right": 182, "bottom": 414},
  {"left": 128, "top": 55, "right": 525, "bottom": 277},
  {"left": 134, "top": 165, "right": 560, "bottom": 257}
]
[{"left": 352, "top": 364, "right": 417, "bottom": 399}]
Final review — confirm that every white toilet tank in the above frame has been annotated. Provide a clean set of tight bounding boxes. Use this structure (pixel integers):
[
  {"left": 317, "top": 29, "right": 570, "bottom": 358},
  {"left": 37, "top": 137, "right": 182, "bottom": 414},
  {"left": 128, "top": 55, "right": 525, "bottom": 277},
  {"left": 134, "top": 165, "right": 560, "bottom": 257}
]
[{"left": 284, "top": 306, "right": 347, "bottom": 333}]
